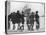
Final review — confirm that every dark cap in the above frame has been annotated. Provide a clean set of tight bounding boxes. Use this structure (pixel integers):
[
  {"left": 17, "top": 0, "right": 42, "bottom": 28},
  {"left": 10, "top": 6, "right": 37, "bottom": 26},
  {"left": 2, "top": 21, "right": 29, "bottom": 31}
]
[
  {"left": 32, "top": 12, "right": 34, "bottom": 14},
  {"left": 36, "top": 11, "right": 38, "bottom": 13},
  {"left": 17, "top": 10, "right": 19, "bottom": 13}
]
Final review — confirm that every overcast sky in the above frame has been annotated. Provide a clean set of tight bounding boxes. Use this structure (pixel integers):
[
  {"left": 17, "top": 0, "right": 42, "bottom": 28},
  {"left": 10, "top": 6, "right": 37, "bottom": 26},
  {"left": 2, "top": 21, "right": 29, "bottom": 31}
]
[{"left": 9, "top": 2, "right": 44, "bottom": 16}]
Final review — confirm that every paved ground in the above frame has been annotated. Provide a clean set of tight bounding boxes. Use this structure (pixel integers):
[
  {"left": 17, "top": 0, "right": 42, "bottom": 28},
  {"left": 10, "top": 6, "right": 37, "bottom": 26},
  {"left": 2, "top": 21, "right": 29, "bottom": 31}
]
[{"left": 7, "top": 17, "right": 45, "bottom": 34}]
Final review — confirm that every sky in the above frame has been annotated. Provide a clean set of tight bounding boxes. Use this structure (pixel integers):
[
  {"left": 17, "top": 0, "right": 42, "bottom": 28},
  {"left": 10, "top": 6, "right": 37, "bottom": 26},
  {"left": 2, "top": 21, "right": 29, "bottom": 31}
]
[{"left": 8, "top": 2, "right": 45, "bottom": 16}]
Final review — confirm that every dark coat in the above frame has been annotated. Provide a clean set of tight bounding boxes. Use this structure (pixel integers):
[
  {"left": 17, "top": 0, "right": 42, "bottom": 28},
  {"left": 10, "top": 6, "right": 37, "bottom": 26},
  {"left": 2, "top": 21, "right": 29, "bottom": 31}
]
[
  {"left": 8, "top": 13, "right": 12, "bottom": 21},
  {"left": 21, "top": 14, "right": 24, "bottom": 24},
  {"left": 35, "top": 14, "right": 39, "bottom": 20},
  {"left": 8, "top": 12, "right": 22, "bottom": 24},
  {"left": 15, "top": 13, "right": 22, "bottom": 23},
  {"left": 29, "top": 14, "right": 34, "bottom": 24},
  {"left": 35, "top": 14, "right": 39, "bottom": 24}
]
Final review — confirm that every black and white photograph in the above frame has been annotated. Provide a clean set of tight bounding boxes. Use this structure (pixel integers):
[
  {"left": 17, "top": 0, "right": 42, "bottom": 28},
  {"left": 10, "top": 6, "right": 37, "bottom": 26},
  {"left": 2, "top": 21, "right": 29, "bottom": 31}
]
[{"left": 5, "top": 1, "right": 45, "bottom": 34}]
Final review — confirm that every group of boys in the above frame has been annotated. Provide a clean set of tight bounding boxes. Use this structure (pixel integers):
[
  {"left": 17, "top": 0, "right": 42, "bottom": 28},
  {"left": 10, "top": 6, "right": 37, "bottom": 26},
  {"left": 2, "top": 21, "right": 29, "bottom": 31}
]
[{"left": 8, "top": 10, "right": 39, "bottom": 31}]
